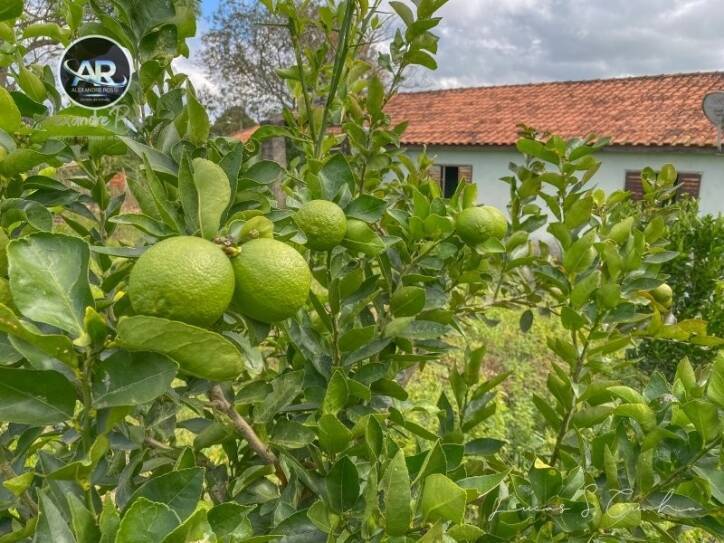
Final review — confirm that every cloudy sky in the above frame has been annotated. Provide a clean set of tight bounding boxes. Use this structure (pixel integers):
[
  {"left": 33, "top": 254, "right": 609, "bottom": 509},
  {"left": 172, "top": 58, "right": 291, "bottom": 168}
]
[{"left": 182, "top": 0, "right": 724, "bottom": 92}]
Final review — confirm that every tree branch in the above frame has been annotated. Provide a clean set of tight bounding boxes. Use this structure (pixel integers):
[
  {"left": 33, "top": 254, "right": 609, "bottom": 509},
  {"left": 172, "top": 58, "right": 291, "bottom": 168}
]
[{"left": 208, "top": 385, "right": 279, "bottom": 467}]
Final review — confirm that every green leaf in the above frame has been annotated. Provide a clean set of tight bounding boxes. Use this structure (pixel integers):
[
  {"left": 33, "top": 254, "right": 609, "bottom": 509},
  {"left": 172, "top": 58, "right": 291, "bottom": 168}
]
[
  {"left": 161, "top": 508, "right": 210, "bottom": 543},
  {"left": 345, "top": 195, "right": 387, "bottom": 223},
  {"left": 1, "top": 198, "right": 53, "bottom": 231},
  {"left": 0, "top": 304, "right": 77, "bottom": 366},
  {"left": 707, "top": 354, "right": 724, "bottom": 409},
  {"left": 47, "top": 434, "right": 109, "bottom": 482},
  {"left": 241, "top": 160, "right": 284, "bottom": 185},
  {"left": 614, "top": 403, "right": 656, "bottom": 431},
  {"left": 367, "top": 76, "right": 384, "bottom": 120},
  {"left": 318, "top": 414, "right": 352, "bottom": 454},
  {"left": 185, "top": 86, "right": 209, "bottom": 146},
  {"left": 115, "top": 316, "right": 246, "bottom": 381},
  {"left": 519, "top": 309, "right": 534, "bottom": 333},
  {"left": 572, "top": 405, "right": 613, "bottom": 428},
  {"left": 0, "top": 87, "right": 21, "bottom": 133},
  {"left": 92, "top": 350, "right": 177, "bottom": 408},
  {"left": 8, "top": 233, "right": 93, "bottom": 336},
  {"left": 192, "top": 158, "right": 231, "bottom": 239},
  {"left": 319, "top": 154, "right": 353, "bottom": 200},
  {"left": 3, "top": 471, "right": 33, "bottom": 496},
  {"left": 405, "top": 50, "right": 437, "bottom": 70},
  {"left": 599, "top": 502, "right": 641, "bottom": 530},
  {"left": 0, "top": 367, "right": 76, "bottom": 424},
  {"left": 325, "top": 456, "right": 359, "bottom": 513},
  {"left": 254, "top": 370, "right": 304, "bottom": 423},
  {"left": 271, "top": 421, "right": 315, "bottom": 449},
  {"left": 421, "top": 474, "right": 466, "bottom": 524},
  {"left": 109, "top": 214, "right": 174, "bottom": 238},
  {"left": 98, "top": 496, "right": 119, "bottom": 543},
  {"left": 115, "top": 498, "right": 180, "bottom": 543},
  {"left": 119, "top": 137, "right": 178, "bottom": 176},
  {"left": 207, "top": 503, "right": 253, "bottom": 542},
  {"left": 516, "top": 138, "right": 559, "bottom": 164},
  {"left": 390, "top": 286, "right": 426, "bottom": 317},
  {"left": 384, "top": 450, "right": 412, "bottom": 536},
  {"left": 464, "top": 438, "right": 506, "bottom": 456},
  {"left": 0, "top": 0, "right": 23, "bottom": 21},
  {"left": 339, "top": 325, "right": 375, "bottom": 352},
  {"left": 67, "top": 493, "right": 100, "bottom": 543},
  {"left": 0, "top": 141, "right": 64, "bottom": 177},
  {"left": 323, "top": 370, "right": 349, "bottom": 415},
  {"left": 682, "top": 399, "right": 720, "bottom": 443},
  {"left": 390, "top": 1, "right": 414, "bottom": 25},
  {"left": 564, "top": 196, "right": 593, "bottom": 229},
  {"left": 127, "top": 468, "right": 204, "bottom": 522},
  {"left": 458, "top": 471, "right": 508, "bottom": 500},
  {"left": 34, "top": 490, "right": 75, "bottom": 543},
  {"left": 529, "top": 458, "right": 562, "bottom": 502}
]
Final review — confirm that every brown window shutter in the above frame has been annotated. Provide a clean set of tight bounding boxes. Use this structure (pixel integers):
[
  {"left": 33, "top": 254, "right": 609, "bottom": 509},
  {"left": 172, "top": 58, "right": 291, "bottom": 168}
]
[
  {"left": 677, "top": 173, "right": 701, "bottom": 199},
  {"left": 428, "top": 165, "right": 442, "bottom": 184},
  {"left": 458, "top": 165, "right": 473, "bottom": 182},
  {"left": 625, "top": 171, "right": 643, "bottom": 200}
]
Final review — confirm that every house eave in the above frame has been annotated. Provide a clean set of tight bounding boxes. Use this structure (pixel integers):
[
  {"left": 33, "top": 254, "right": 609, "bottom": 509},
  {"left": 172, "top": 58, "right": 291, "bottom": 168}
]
[{"left": 401, "top": 142, "right": 724, "bottom": 155}]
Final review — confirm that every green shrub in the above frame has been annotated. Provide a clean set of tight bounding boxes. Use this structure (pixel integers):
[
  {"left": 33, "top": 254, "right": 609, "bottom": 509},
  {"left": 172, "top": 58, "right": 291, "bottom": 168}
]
[{"left": 632, "top": 200, "right": 724, "bottom": 376}]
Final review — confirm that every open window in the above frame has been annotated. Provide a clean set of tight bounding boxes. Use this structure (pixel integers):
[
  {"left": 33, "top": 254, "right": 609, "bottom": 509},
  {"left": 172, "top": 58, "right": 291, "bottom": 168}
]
[
  {"left": 428, "top": 164, "right": 473, "bottom": 198},
  {"left": 625, "top": 170, "right": 701, "bottom": 201}
]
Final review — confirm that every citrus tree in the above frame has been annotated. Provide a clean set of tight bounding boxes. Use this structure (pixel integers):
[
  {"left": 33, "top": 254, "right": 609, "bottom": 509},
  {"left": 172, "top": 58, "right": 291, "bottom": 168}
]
[{"left": 0, "top": 1, "right": 722, "bottom": 542}]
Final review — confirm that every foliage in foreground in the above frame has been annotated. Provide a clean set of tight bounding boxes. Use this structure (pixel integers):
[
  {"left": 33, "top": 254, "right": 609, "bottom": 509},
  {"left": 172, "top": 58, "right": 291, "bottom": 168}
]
[{"left": 0, "top": 1, "right": 722, "bottom": 542}]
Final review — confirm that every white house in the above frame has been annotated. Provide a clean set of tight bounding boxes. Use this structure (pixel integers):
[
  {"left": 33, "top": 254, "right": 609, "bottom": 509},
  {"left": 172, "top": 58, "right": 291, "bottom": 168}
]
[{"left": 386, "top": 72, "right": 724, "bottom": 215}]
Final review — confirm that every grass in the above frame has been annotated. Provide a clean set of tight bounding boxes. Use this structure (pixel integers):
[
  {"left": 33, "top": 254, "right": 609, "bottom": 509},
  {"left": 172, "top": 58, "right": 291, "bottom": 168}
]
[{"left": 405, "top": 308, "right": 562, "bottom": 456}]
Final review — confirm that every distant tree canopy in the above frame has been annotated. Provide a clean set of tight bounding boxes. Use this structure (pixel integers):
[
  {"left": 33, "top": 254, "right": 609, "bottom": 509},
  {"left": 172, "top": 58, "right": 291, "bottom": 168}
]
[
  {"left": 200, "top": 0, "right": 310, "bottom": 119},
  {"left": 200, "top": 0, "right": 385, "bottom": 120},
  {"left": 210, "top": 104, "right": 256, "bottom": 136}
]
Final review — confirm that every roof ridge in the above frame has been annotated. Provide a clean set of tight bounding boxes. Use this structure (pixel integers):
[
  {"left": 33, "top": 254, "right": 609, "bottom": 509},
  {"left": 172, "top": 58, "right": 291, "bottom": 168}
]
[{"left": 397, "top": 70, "right": 724, "bottom": 96}]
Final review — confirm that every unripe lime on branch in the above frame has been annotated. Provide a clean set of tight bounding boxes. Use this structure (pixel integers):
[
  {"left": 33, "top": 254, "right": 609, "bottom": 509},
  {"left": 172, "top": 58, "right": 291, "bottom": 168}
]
[
  {"left": 294, "top": 199, "right": 347, "bottom": 251},
  {"left": 128, "top": 236, "right": 235, "bottom": 327},
  {"left": 231, "top": 238, "right": 312, "bottom": 323},
  {"left": 455, "top": 205, "right": 507, "bottom": 246},
  {"left": 651, "top": 283, "right": 673, "bottom": 309}
]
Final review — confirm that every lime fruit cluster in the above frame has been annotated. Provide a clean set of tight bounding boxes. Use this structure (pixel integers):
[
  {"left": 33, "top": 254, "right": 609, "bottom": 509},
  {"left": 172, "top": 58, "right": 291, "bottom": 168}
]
[
  {"left": 294, "top": 200, "right": 347, "bottom": 251},
  {"left": 455, "top": 205, "right": 507, "bottom": 246},
  {"left": 128, "top": 236, "right": 235, "bottom": 327}
]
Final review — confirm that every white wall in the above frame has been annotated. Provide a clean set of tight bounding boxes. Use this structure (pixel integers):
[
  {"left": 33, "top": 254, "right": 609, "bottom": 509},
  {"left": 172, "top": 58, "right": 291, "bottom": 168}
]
[{"left": 406, "top": 146, "right": 724, "bottom": 216}]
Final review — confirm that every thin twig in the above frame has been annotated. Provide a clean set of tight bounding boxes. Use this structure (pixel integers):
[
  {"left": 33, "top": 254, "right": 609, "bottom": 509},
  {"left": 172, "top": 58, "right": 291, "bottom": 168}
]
[{"left": 208, "top": 385, "right": 286, "bottom": 484}]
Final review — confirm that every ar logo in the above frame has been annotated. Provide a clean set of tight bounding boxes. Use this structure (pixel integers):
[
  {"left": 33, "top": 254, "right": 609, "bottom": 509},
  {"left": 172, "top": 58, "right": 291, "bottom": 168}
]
[
  {"left": 63, "top": 59, "right": 128, "bottom": 88},
  {"left": 59, "top": 35, "right": 132, "bottom": 108}
]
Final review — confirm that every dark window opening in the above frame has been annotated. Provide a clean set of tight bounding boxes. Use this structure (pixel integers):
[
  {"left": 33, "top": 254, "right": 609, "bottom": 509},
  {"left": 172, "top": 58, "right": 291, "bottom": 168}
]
[
  {"left": 443, "top": 166, "right": 460, "bottom": 198},
  {"left": 427, "top": 164, "right": 473, "bottom": 198},
  {"left": 625, "top": 170, "right": 701, "bottom": 201}
]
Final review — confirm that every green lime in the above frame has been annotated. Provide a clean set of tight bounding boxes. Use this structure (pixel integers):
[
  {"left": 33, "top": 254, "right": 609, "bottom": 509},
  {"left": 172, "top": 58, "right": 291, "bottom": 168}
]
[
  {"left": 128, "top": 236, "right": 235, "bottom": 327},
  {"left": 651, "top": 283, "right": 673, "bottom": 308},
  {"left": 294, "top": 200, "right": 347, "bottom": 251},
  {"left": 231, "top": 238, "right": 311, "bottom": 323},
  {"left": 455, "top": 205, "right": 507, "bottom": 246},
  {"left": 0, "top": 277, "right": 15, "bottom": 311}
]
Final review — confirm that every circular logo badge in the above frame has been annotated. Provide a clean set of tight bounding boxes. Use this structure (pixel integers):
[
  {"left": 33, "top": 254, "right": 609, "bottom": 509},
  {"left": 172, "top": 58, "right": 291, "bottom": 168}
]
[{"left": 59, "top": 36, "right": 132, "bottom": 109}]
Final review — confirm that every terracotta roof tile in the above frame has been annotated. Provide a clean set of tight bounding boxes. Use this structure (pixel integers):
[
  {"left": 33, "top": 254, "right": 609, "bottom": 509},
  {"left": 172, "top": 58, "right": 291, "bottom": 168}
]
[
  {"left": 231, "top": 126, "right": 260, "bottom": 142},
  {"left": 386, "top": 72, "right": 724, "bottom": 148}
]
